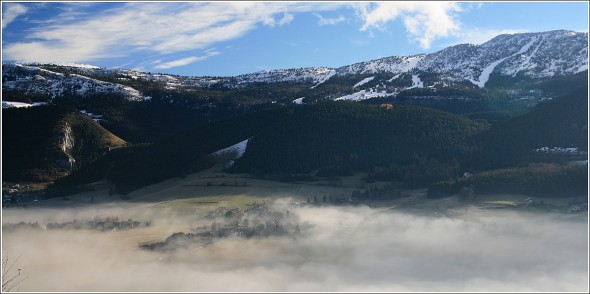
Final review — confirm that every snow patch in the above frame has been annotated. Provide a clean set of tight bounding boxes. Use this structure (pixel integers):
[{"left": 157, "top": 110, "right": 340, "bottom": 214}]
[
  {"left": 310, "top": 69, "right": 336, "bottom": 89},
  {"left": 353, "top": 76, "right": 375, "bottom": 87},
  {"left": 409, "top": 75, "right": 424, "bottom": 88},
  {"left": 2, "top": 101, "right": 48, "bottom": 109},
  {"left": 532, "top": 146, "right": 587, "bottom": 154},
  {"left": 387, "top": 74, "right": 401, "bottom": 82},
  {"left": 293, "top": 97, "right": 304, "bottom": 104},
  {"left": 212, "top": 138, "right": 251, "bottom": 161},
  {"left": 80, "top": 109, "right": 103, "bottom": 121},
  {"left": 576, "top": 63, "right": 588, "bottom": 73},
  {"left": 334, "top": 89, "right": 395, "bottom": 102}
]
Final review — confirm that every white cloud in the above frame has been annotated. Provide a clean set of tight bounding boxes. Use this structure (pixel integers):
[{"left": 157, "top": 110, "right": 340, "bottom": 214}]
[
  {"left": 154, "top": 56, "right": 203, "bottom": 69},
  {"left": 2, "top": 2, "right": 340, "bottom": 64},
  {"left": 2, "top": 3, "right": 28, "bottom": 29},
  {"left": 263, "top": 12, "right": 295, "bottom": 27},
  {"left": 2, "top": 1, "right": 472, "bottom": 65},
  {"left": 314, "top": 13, "right": 346, "bottom": 26},
  {"left": 154, "top": 51, "right": 220, "bottom": 69},
  {"left": 354, "top": 2, "right": 463, "bottom": 49}
]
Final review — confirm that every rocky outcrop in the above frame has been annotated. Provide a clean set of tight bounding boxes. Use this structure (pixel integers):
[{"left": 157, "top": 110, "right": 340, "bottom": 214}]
[{"left": 55, "top": 122, "right": 76, "bottom": 170}]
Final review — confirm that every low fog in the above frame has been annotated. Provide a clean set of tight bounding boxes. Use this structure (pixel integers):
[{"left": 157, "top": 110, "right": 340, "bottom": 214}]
[{"left": 2, "top": 201, "right": 588, "bottom": 292}]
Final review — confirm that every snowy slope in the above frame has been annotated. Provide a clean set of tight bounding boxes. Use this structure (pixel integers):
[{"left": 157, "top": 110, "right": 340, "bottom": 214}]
[
  {"left": 231, "top": 67, "right": 335, "bottom": 88},
  {"left": 211, "top": 138, "right": 251, "bottom": 167},
  {"left": 311, "top": 69, "right": 336, "bottom": 89},
  {"left": 334, "top": 89, "right": 394, "bottom": 101},
  {"left": 212, "top": 138, "right": 250, "bottom": 159},
  {"left": 336, "top": 55, "right": 425, "bottom": 76},
  {"left": 2, "top": 63, "right": 146, "bottom": 101},
  {"left": 409, "top": 75, "right": 424, "bottom": 89},
  {"left": 417, "top": 30, "right": 588, "bottom": 86}
]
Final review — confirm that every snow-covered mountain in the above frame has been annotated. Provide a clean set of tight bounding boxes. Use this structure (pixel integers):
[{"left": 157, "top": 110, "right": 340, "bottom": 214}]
[
  {"left": 417, "top": 30, "right": 588, "bottom": 87},
  {"left": 331, "top": 30, "right": 587, "bottom": 88},
  {"left": 2, "top": 63, "right": 146, "bottom": 101},
  {"left": 2, "top": 30, "right": 587, "bottom": 100}
]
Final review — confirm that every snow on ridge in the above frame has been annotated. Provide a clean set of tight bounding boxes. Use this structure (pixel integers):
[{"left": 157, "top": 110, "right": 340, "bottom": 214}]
[
  {"left": 233, "top": 67, "right": 335, "bottom": 86},
  {"left": 354, "top": 76, "right": 374, "bottom": 87},
  {"left": 2, "top": 63, "right": 146, "bottom": 101},
  {"left": 404, "top": 55, "right": 424, "bottom": 71},
  {"left": 336, "top": 54, "right": 426, "bottom": 76},
  {"left": 2, "top": 101, "right": 48, "bottom": 109},
  {"left": 58, "top": 62, "right": 102, "bottom": 69}
]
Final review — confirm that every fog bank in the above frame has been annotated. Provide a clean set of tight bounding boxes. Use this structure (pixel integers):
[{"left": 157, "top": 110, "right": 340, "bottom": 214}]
[{"left": 2, "top": 205, "right": 588, "bottom": 292}]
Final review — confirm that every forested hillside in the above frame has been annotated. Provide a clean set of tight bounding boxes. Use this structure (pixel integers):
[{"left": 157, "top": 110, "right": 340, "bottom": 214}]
[
  {"left": 473, "top": 84, "right": 588, "bottom": 169},
  {"left": 3, "top": 105, "right": 126, "bottom": 182},
  {"left": 48, "top": 102, "right": 488, "bottom": 195}
]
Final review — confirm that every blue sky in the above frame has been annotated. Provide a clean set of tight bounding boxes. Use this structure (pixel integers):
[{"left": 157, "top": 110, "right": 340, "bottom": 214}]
[{"left": 2, "top": 1, "right": 588, "bottom": 76}]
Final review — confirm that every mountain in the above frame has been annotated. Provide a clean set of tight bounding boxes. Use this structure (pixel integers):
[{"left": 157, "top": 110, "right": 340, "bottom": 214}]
[
  {"left": 2, "top": 63, "right": 146, "bottom": 101},
  {"left": 418, "top": 30, "right": 588, "bottom": 85},
  {"left": 48, "top": 80, "right": 588, "bottom": 197},
  {"left": 2, "top": 30, "right": 588, "bottom": 193},
  {"left": 473, "top": 79, "right": 588, "bottom": 169},
  {"left": 425, "top": 83, "right": 588, "bottom": 199},
  {"left": 2, "top": 105, "right": 126, "bottom": 182},
  {"left": 3, "top": 30, "right": 586, "bottom": 96}
]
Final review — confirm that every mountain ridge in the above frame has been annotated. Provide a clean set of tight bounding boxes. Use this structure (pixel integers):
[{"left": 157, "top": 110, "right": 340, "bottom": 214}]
[{"left": 3, "top": 30, "right": 587, "bottom": 97}]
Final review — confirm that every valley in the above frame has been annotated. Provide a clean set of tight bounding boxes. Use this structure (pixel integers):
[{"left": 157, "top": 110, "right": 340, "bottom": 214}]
[
  {"left": 2, "top": 163, "right": 587, "bottom": 291},
  {"left": 2, "top": 25, "right": 588, "bottom": 292}
]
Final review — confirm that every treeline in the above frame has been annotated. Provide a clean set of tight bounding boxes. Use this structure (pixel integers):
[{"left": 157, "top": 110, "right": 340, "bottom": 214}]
[
  {"left": 43, "top": 78, "right": 588, "bottom": 196},
  {"left": 428, "top": 163, "right": 588, "bottom": 198},
  {"left": 472, "top": 85, "right": 588, "bottom": 170},
  {"left": 232, "top": 102, "right": 487, "bottom": 178}
]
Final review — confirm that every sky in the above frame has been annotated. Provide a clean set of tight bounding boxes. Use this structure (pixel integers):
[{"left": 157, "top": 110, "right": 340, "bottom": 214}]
[{"left": 1, "top": 1, "right": 588, "bottom": 76}]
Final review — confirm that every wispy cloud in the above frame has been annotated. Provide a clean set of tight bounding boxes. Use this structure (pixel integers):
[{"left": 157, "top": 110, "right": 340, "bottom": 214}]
[
  {"left": 2, "top": 2, "right": 340, "bottom": 64},
  {"left": 263, "top": 12, "right": 294, "bottom": 27},
  {"left": 353, "top": 2, "right": 463, "bottom": 49},
  {"left": 314, "top": 13, "right": 346, "bottom": 26},
  {"left": 154, "top": 50, "right": 220, "bottom": 69},
  {"left": 154, "top": 56, "right": 205, "bottom": 69},
  {"left": 2, "top": 2, "right": 472, "bottom": 66},
  {"left": 2, "top": 3, "right": 28, "bottom": 29}
]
